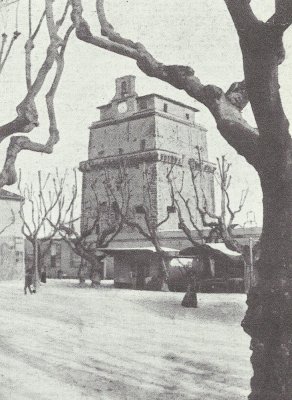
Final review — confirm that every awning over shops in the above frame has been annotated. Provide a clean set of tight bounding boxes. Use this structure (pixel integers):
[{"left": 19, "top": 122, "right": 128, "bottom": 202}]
[
  {"left": 179, "top": 243, "right": 241, "bottom": 260},
  {"left": 96, "top": 246, "right": 180, "bottom": 257}
]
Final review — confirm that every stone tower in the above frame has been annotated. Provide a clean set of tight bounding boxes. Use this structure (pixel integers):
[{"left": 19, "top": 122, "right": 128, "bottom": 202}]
[{"left": 79, "top": 76, "right": 215, "bottom": 248}]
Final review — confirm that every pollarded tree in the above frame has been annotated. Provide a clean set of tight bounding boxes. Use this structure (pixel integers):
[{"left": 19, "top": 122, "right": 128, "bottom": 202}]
[
  {"left": 168, "top": 155, "right": 249, "bottom": 307},
  {"left": 68, "top": 1, "right": 292, "bottom": 399},
  {"left": 120, "top": 164, "right": 176, "bottom": 292},
  {"left": 172, "top": 155, "right": 248, "bottom": 252},
  {"left": 49, "top": 165, "right": 130, "bottom": 287},
  {"left": 18, "top": 169, "right": 69, "bottom": 290},
  {"left": 0, "top": 1, "right": 73, "bottom": 187}
]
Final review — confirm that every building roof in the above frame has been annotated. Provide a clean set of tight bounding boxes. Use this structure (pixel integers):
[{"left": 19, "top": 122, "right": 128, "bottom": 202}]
[
  {"left": 0, "top": 189, "right": 24, "bottom": 202},
  {"left": 138, "top": 94, "right": 199, "bottom": 113},
  {"left": 97, "top": 93, "right": 199, "bottom": 113},
  {"left": 180, "top": 243, "right": 242, "bottom": 259}
]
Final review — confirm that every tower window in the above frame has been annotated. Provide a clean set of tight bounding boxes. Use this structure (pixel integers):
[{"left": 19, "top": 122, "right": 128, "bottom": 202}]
[
  {"left": 118, "top": 148, "right": 123, "bottom": 154},
  {"left": 167, "top": 206, "right": 176, "bottom": 213},
  {"left": 163, "top": 103, "right": 168, "bottom": 112},
  {"left": 186, "top": 113, "right": 190, "bottom": 120},
  {"left": 140, "top": 139, "right": 146, "bottom": 151},
  {"left": 121, "top": 81, "right": 127, "bottom": 97}
]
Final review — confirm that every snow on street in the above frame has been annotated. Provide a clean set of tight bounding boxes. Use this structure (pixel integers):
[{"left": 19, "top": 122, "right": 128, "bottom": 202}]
[{"left": 0, "top": 280, "right": 252, "bottom": 400}]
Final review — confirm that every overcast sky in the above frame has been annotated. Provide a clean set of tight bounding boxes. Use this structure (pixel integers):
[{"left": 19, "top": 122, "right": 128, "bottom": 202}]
[{"left": 1, "top": 0, "right": 291, "bottom": 226}]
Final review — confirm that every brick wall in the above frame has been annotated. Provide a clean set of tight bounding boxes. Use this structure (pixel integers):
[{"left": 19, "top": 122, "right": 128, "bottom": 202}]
[{"left": 89, "top": 115, "right": 156, "bottom": 160}]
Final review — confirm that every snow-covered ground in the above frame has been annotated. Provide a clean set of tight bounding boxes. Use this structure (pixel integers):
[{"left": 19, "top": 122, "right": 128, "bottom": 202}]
[{"left": 0, "top": 280, "right": 252, "bottom": 400}]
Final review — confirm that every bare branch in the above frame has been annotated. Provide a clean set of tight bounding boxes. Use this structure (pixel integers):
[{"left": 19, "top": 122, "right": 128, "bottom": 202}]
[
  {"left": 0, "top": 22, "right": 74, "bottom": 188},
  {"left": 56, "top": 0, "right": 70, "bottom": 29},
  {"left": 223, "top": 0, "right": 260, "bottom": 33},
  {"left": 0, "top": 30, "right": 20, "bottom": 75},
  {"left": 267, "top": 0, "right": 292, "bottom": 30},
  {"left": 226, "top": 187, "right": 249, "bottom": 230},
  {"left": 0, "top": 33, "right": 8, "bottom": 64},
  {"left": 25, "top": 9, "right": 46, "bottom": 89}
]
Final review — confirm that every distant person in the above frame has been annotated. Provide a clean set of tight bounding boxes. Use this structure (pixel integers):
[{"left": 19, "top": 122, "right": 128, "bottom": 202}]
[
  {"left": 41, "top": 271, "right": 47, "bottom": 283},
  {"left": 24, "top": 268, "right": 35, "bottom": 295}
]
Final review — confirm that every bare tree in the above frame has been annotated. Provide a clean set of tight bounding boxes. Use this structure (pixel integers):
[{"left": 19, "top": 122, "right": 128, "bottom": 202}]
[
  {"left": 0, "top": 1, "right": 73, "bottom": 187},
  {"left": 18, "top": 169, "right": 68, "bottom": 291},
  {"left": 49, "top": 165, "right": 130, "bottom": 287},
  {"left": 190, "top": 155, "right": 248, "bottom": 251},
  {"left": 118, "top": 164, "right": 176, "bottom": 291},
  {"left": 168, "top": 156, "right": 248, "bottom": 307}
]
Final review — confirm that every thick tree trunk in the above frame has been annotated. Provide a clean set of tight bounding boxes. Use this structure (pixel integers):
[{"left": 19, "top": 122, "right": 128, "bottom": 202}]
[
  {"left": 159, "top": 257, "right": 169, "bottom": 292},
  {"left": 32, "top": 239, "right": 40, "bottom": 292},
  {"left": 90, "top": 261, "right": 102, "bottom": 288},
  {"left": 78, "top": 261, "right": 86, "bottom": 285},
  {"left": 242, "top": 176, "right": 292, "bottom": 400}
]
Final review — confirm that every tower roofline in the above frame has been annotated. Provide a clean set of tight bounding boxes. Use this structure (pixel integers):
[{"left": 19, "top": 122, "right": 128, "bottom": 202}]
[{"left": 97, "top": 93, "right": 199, "bottom": 113}]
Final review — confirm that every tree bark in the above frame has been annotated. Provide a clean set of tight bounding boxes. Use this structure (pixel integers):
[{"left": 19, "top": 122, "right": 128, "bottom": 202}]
[
  {"left": 229, "top": 11, "right": 292, "bottom": 398},
  {"left": 89, "top": 260, "right": 103, "bottom": 288},
  {"left": 78, "top": 261, "right": 86, "bottom": 285},
  {"left": 242, "top": 167, "right": 292, "bottom": 399},
  {"left": 159, "top": 256, "right": 170, "bottom": 291},
  {"left": 32, "top": 238, "right": 40, "bottom": 292}
]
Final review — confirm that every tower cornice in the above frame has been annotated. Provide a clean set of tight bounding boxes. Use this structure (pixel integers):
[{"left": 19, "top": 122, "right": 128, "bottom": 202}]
[
  {"left": 90, "top": 110, "right": 207, "bottom": 131},
  {"left": 79, "top": 149, "right": 184, "bottom": 171}
]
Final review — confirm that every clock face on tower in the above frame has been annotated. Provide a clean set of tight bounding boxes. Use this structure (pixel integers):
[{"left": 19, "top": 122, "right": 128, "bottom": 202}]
[{"left": 118, "top": 101, "right": 128, "bottom": 113}]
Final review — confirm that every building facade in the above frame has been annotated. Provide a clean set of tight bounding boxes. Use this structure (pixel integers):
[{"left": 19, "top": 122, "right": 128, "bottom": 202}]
[
  {"left": 25, "top": 238, "right": 114, "bottom": 280},
  {"left": 24, "top": 238, "right": 81, "bottom": 279},
  {"left": 79, "top": 76, "right": 216, "bottom": 248},
  {"left": 0, "top": 189, "right": 24, "bottom": 280}
]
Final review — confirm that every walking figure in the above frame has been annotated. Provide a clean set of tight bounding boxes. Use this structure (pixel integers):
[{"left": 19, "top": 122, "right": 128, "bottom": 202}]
[{"left": 24, "top": 268, "right": 35, "bottom": 295}]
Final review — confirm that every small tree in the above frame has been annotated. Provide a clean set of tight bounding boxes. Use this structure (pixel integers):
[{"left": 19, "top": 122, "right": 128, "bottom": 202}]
[
  {"left": 50, "top": 165, "right": 130, "bottom": 287},
  {"left": 168, "top": 155, "right": 248, "bottom": 306},
  {"left": 18, "top": 169, "right": 68, "bottom": 291},
  {"left": 117, "top": 164, "right": 176, "bottom": 291}
]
